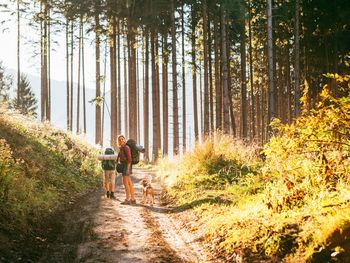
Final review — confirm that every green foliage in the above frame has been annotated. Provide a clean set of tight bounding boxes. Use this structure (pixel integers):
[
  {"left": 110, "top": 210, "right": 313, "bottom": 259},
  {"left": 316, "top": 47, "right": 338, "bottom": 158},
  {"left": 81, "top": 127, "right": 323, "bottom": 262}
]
[
  {"left": 159, "top": 75, "right": 350, "bottom": 262},
  {"left": 0, "top": 108, "right": 102, "bottom": 236},
  {"left": 0, "top": 61, "right": 12, "bottom": 103},
  {"left": 263, "top": 74, "right": 350, "bottom": 212},
  {"left": 12, "top": 74, "right": 38, "bottom": 117}
]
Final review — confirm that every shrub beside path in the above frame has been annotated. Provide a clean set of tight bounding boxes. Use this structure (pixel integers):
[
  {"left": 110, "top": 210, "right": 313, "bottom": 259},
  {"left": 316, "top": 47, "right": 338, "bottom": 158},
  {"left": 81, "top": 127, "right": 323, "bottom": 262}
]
[{"left": 38, "top": 168, "right": 213, "bottom": 263}]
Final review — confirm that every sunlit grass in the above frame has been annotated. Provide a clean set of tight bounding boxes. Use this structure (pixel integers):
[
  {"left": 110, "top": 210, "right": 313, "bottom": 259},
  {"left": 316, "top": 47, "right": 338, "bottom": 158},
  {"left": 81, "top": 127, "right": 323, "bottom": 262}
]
[{"left": 0, "top": 107, "right": 102, "bottom": 236}]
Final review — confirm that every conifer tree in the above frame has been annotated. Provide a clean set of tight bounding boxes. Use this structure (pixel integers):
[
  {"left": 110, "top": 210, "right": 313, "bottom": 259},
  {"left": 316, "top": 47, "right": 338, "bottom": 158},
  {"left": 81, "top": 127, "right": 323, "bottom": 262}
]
[{"left": 12, "top": 74, "right": 38, "bottom": 117}]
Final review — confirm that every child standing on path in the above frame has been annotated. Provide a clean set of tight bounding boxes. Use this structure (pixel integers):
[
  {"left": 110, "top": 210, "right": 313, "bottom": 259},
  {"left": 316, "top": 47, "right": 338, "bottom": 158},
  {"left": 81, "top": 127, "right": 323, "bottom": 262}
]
[
  {"left": 117, "top": 135, "right": 136, "bottom": 204},
  {"left": 101, "top": 147, "right": 117, "bottom": 199}
]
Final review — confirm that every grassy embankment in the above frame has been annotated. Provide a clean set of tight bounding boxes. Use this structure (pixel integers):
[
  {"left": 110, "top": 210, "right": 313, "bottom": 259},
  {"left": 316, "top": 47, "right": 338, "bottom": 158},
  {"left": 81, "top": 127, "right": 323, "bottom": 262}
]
[
  {"left": 0, "top": 108, "right": 102, "bottom": 260},
  {"left": 158, "top": 75, "right": 350, "bottom": 262}
]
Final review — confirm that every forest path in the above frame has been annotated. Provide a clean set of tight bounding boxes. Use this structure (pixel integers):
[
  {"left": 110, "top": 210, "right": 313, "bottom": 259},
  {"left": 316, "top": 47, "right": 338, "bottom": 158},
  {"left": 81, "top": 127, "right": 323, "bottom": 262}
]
[{"left": 38, "top": 168, "right": 211, "bottom": 263}]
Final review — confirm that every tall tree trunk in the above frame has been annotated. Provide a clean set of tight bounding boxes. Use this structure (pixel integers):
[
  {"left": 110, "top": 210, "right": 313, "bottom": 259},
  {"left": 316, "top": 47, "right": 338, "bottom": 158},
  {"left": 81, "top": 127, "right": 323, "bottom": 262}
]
[
  {"left": 70, "top": 20, "right": 74, "bottom": 131},
  {"left": 40, "top": 2, "right": 48, "bottom": 122},
  {"left": 137, "top": 38, "right": 140, "bottom": 143},
  {"left": 208, "top": 9, "right": 214, "bottom": 132},
  {"left": 203, "top": 0, "right": 209, "bottom": 135},
  {"left": 171, "top": 0, "right": 179, "bottom": 155},
  {"left": 128, "top": 19, "right": 137, "bottom": 140},
  {"left": 214, "top": 18, "right": 222, "bottom": 130},
  {"left": 47, "top": 7, "right": 51, "bottom": 122},
  {"left": 155, "top": 33, "right": 161, "bottom": 153},
  {"left": 95, "top": 5, "right": 102, "bottom": 145},
  {"left": 240, "top": 13, "right": 247, "bottom": 139},
  {"left": 101, "top": 39, "right": 107, "bottom": 147},
  {"left": 151, "top": 29, "right": 160, "bottom": 160},
  {"left": 294, "top": 0, "right": 300, "bottom": 117},
  {"left": 110, "top": 15, "right": 117, "bottom": 147},
  {"left": 248, "top": 0, "right": 255, "bottom": 140},
  {"left": 267, "top": 0, "right": 276, "bottom": 128},
  {"left": 82, "top": 19, "right": 86, "bottom": 134},
  {"left": 66, "top": 18, "right": 70, "bottom": 131},
  {"left": 123, "top": 21, "right": 128, "bottom": 137},
  {"left": 17, "top": 0, "right": 20, "bottom": 104},
  {"left": 144, "top": 28, "right": 149, "bottom": 161},
  {"left": 162, "top": 32, "right": 169, "bottom": 156},
  {"left": 76, "top": 16, "right": 82, "bottom": 134},
  {"left": 182, "top": 3, "right": 186, "bottom": 152},
  {"left": 221, "top": 5, "right": 230, "bottom": 133},
  {"left": 117, "top": 19, "right": 121, "bottom": 135},
  {"left": 192, "top": 5, "right": 199, "bottom": 140},
  {"left": 285, "top": 41, "right": 291, "bottom": 123}
]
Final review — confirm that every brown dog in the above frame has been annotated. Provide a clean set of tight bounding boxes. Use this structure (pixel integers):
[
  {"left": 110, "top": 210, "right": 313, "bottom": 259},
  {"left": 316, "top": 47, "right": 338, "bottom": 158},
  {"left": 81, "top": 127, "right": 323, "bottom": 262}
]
[{"left": 140, "top": 179, "right": 155, "bottom": 206}]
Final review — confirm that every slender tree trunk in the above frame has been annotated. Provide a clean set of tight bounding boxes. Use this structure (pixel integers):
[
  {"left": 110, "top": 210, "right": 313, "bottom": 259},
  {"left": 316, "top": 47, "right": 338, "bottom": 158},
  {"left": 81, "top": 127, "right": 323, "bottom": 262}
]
[
  {"left": 171, "top": 0, "right": 179, "bottom": 155},
  {"left": 151, "top": 29, "right": 159, "bottom": 160},
  {"left": 182, "top": 4, "right": 186, "bottom": 152},
  {"left": 144, "top": 28, "right": 149, "bottom": 161},
  {"left": 123, "top": 21, "right": 128, "bottom": 137},
  {"left": 294, "top": 0, "right": 300, "bottom": 117},
  {"left": 248, "top": 0, "right": 255, "bottom": 140},
  {"left": 70, "top": 20, "right": 74, "bottom": 131},
  {"left": 192, "top": 5, "right": 199, "bottom": 140},
  {"left": 221, "top": 5, "right": 230, "bottom": 133},
  {"left": 128, "top": 19, "right": 137, "bottom": 140},
  {"left": 40, "top": 2, "right": 44, "bottom": 121},
  {"left": 208, "top": 9, "right": 214, "bottom": 133},
  {"left": 117, "top": 19, "right": 121, "bottom": 135},
  {"left": 137, "top": 38, "right": 140, "bottom": 143},
  {"left": 47, "top": 7, "right": 51, "bottom": 121},
  {"left": 95, "top": 6, "right": 102, "bottom": 145},
  {"left": 214, "top": 19, "right": 221, "bottom": 130},
  {"left": 82, "top": 19, "right": 86, "bottom": 134},
  {"left": 155, "top": 33, "right": 161, "bottom": 154},
  {"left": 101, "top": 39, "right": 107, "bottom": 147},
  {"left": 17, "top": 0, "right": 20, "bottom": 104},
  {"left": 240, "top": 14, "right": 247, "bottom": 139},
  {"left": 110, "top": 15, "right": 117, "bottom": 147},
  {"left": 66, "top": 18, "right": 70, "bottom": 130},
  {"left": 76, "top": 16, "right": 82, "bottom": 134},
  {"left": 203, "top": 0, "right": 209, "bottom": 135},
  {"left": 286, "top": 41, "right": 291, "bottom": 123},
  {"left": 162, "top": 32, "right": 169, "bottom": 156},
  {"left": 267, "top": 0, "right": 276, "bottom": 128}
]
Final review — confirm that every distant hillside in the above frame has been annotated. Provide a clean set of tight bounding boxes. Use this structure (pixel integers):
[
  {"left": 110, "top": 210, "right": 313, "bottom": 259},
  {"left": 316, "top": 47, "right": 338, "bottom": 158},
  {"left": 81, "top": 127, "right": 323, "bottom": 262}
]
[{"left": 7, "top": 69, "right": 113, "bottom": 146}]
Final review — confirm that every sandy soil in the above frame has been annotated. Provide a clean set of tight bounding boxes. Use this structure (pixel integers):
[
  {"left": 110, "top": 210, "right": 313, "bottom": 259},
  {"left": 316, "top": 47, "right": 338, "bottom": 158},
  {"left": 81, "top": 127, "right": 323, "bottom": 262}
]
[{"left": 37, "top": 168, "right": 214, "bottom": 263}]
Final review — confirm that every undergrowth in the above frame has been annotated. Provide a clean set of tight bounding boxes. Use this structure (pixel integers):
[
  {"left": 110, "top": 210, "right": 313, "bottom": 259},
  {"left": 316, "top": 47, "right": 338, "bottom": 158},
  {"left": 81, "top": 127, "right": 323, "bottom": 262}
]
[
  {"left": 0, "top": 107, "right": 102, "bottom": 258},
  {"left": 158, "top": 74, "right": 350, "bottom": 262}
]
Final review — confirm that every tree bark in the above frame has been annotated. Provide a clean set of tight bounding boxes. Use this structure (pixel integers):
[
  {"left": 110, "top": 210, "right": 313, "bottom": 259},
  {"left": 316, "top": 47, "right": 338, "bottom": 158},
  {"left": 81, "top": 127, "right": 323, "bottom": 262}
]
[
  {"left": 294, "top": 0, "right": 300, "bottom": 117},
  {"left": 192, "top": 5, "right": 199, "bottom": 140},
  {"left": 240, "top": 12, "right": 247, "bottom": 139},
  {"left": 162, "top": 32, "right": 169, "bottom": 156},
  {"left": 144, "top": 28, "right": 149, "bottom": 161},
  {"left": 267, "top": 0, "right": 276, "bottom": 129},
  {"left": 171, "top": 0, "right": 179, "bottom": 155},
  {"left": 128, "top": 19, "right": 137, "bottom": 140},
  {"left": 214, "top": 18, "right": 221, "bottom": 130},
  {"left": 182, "top": 3, "right": 186, "bottom": 152},
  {"left": 95, "top": 4, "right": 102, "bottom": 145},
  {"left": 203, "top": 0, "right": 209, "bottom": 135},
  {"left": 221, "top": 5, "right": 230, "bottom": 133},
  {"left": 110, "top": 15, "right": 117, "bottom": 147},
  {"left": 248, "top": 0, "right": 255, "bottom": 140}
]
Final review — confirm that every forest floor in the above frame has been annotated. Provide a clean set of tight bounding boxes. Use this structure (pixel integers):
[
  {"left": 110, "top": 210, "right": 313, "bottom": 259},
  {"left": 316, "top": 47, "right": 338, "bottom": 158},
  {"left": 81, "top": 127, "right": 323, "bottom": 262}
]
[{"left": 35, "top": 168, "right": 216, "bottom": 263}]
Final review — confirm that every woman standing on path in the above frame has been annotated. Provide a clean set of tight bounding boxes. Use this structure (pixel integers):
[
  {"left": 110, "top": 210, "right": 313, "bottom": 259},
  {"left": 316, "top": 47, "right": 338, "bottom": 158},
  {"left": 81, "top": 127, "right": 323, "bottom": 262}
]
[{"left": 117, "top": 134, "right": 136, "bottom": 204}]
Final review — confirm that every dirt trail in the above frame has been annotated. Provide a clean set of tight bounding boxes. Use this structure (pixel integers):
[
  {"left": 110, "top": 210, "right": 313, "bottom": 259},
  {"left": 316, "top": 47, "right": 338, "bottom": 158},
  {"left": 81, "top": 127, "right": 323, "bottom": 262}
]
[{"left": 39, "top": 168, "right": 212, "bottom": 263}]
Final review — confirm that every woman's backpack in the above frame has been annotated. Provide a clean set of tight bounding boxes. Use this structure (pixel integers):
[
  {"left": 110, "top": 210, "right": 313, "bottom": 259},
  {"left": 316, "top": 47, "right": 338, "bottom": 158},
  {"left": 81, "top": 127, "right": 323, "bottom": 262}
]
[{"left": 126, "top": 139, "right": 145, "bottom": 164}]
